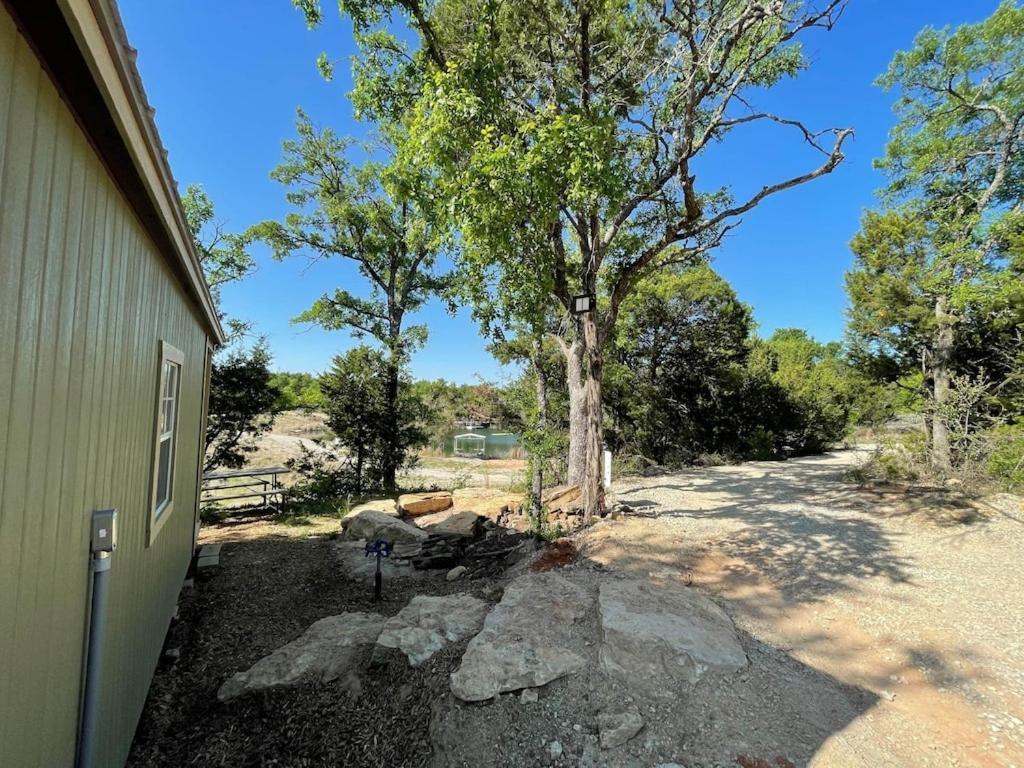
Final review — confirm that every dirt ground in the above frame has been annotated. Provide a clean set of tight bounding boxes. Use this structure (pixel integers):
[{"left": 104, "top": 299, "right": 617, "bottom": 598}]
[
  {"left": 131, "top": 449, "right": 1024, "bottom": 767},
  {"left": 586, "top": 449, "right": 1024, "bottom": 767}
]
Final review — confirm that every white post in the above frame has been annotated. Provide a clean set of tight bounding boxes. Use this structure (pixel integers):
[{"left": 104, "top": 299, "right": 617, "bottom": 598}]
[{"left": 603, "top": 448, "right": 612, "bottom": 489}]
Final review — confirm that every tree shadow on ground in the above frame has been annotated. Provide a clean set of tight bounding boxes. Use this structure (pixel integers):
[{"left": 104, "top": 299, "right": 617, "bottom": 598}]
[{"left": 609, "top": 456, "right": 916, "bottom": 605}]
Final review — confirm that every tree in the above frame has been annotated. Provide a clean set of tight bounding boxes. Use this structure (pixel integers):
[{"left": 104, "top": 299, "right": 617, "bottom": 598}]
[
  {"left": 182, "top": 184, "right": 256, "bottom": 334},
  {"left": 320, "top": 346, "right": 426, "bottom": 494},
  {"left": 606, "top": 264, "right": 753, "bottom": 463},
  {"left": 269, "top": 371, "right": 326, "bottom": 411},
  {"left": 253, "top": 111, "right": 446, "bottom": 492},
  {"left": 751, "top": 329, "right": 858, "bottom": 455},
  {"left": 298, "top": 0, "right": 853, "bottom": 516},
  {"left": 182, "top": 185, "right": 279, "bottom": 473},
  {"left": 204, "top": 344, "right": 279, "bottom": 473},
  {"left": 848, "top": 2, "right": 1024, "bottom": 471}
]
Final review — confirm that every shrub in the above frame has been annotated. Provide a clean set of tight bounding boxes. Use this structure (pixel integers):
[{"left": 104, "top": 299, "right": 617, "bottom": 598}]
[
  {"left": 282, "top": 443, "right": 359, "bottom": 517},
  {"left": 987, "top": 423, "right": 1024, "bottom": 491}
]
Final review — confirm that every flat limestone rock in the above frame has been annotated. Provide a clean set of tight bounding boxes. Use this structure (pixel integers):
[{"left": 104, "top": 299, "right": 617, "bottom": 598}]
[
  {"left": 452, "top": 488, "right": 524, "bottom": 521},
  {"left": 420, "top": 510, "right": 484, "bottom": 539},
  {"left": 541, "top": 484, "right": 581, "bottom": 512},
  {"left": 348, "top": 498, "right": 399, "bottom": 517},
  {"left": 341, "top": 508, "right": 428, "bottom": 545},
  {"left": 398, "top": 491, "right": 453, "bottom": 517},
  {"left": 450, "top": 572, "right": 593, "bottom": 701},
  {"left": 598, "top": 578, "right": 747, "bottom": 692},
  {"left": 217, "top": 612, "right": 385, "bottom": 701},
  {"left": 376, "top": 593, "right": 490, "bottom": 666}
]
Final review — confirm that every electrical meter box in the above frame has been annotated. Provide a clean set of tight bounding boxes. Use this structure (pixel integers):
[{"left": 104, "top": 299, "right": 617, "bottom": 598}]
[{"left": 91, "top": 509, "right": 118, "bottom": 554}]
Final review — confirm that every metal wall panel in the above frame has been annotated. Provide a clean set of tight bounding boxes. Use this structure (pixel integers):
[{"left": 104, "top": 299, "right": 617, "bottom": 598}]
[{"left": 0, "top": 8, "right": 209, "bottom": 766}]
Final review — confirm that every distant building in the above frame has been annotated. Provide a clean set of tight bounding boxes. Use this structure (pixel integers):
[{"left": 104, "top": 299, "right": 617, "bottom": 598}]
[{"left": 0, "top": 1, "right": 223, "bottom": 766}]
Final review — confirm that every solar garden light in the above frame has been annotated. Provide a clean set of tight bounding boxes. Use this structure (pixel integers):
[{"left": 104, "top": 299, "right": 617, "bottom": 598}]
[
  {"left": 364, "top": 539, "right": 392, "bottom": 601},
  {"left": 571, "top": 293, "right": 596, "bottom": 314}
]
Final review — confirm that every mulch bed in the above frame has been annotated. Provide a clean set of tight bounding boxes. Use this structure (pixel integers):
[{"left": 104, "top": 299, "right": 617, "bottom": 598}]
[{"left": 127, "top": 527, "right": 462, "bottom": 767}]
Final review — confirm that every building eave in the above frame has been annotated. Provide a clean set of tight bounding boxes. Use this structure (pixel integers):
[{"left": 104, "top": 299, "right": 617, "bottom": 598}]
[{"left": 8, "top": 0, "right": 226, "bottom": 344}]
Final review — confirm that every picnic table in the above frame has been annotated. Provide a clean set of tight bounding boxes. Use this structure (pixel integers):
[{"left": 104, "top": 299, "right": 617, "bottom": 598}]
[{"left": 201, "top": 465, "right": 290, "bottom": 513}]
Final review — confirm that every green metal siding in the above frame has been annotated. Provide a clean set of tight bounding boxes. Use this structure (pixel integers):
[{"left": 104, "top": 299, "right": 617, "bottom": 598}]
[{"left": 0, "top": 9, "right": 209, "bottom": 766}]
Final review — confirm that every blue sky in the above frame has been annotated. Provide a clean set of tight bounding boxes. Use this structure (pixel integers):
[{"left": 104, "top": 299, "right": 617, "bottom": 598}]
[{"left": 120, "top": 0, "right": 995, "bottom": 383}]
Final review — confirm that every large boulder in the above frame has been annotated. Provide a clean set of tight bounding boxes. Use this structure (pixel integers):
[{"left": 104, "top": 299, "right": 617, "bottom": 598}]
[
  {"left": 598, "top": 578, "right": 747, "bottom": 691},
  {"left": 217, "top": 612, "right": 385, "bottom": 701},
  {"left": 398, "top": 491, "right": 453, "bottom": 517},
  {"left": 450, "top": 572, "right": 593, "bottom": 701},
  {"left": 418, "top": 509, "right": 484, "bottom": 539},
  {"left": 348, "top": 498, "right": 399, "bottom": 517},
  {"left": 341, "top": 508, "right": 428, "bottom": 545},
  {"left": 376, "top": 593, "right": 490, "bottom": 666}
]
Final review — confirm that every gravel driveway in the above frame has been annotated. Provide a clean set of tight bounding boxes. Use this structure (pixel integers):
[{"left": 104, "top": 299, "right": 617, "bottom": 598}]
[{"left": 583, "top": 449, "right": 1024, "bottom": 768}]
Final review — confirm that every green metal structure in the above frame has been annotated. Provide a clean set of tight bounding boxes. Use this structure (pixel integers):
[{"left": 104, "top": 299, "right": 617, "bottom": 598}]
[{"left": 0, "top": 2, "right": 222, "bottom": 765}]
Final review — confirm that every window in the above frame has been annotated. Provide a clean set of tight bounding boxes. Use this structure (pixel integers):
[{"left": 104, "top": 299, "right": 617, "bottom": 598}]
[{"left": 151, "top": 342, "right": 184, "bottom": 538}]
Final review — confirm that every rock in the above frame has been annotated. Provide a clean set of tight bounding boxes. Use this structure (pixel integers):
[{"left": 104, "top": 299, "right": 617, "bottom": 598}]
[
  {"left": 341, "top": 508, "right": 428, "bottom": 545},
  {"left": 376, "top": 594, "right": 489, "bottom": 666},
  {"left": 450, "top": 572, "right": 593, "bottom": 701},
  {"left": 519, "top": 688, "right": 539, "bottom": 704},
  {"left": 452, "top": 488, "right": 525, "bottom": 521},
  {"left": 547, "top": 740, "right": 563, "bottom": 759},
  {"left": 218, "top": 612, "right": 385, "bottom": 701},
  {"left": 412, "top": 534, "right": 466, "bottom": 569},
  {"left": 335, "top": 541, "right": 425, "bottom": 583},
  {"left": 598, "top": 709, "right": 644, "bottom": 748},
  {"left": 420, "top": 509, "right": 485, "bottom": 539},
  {"left": 348, "top": 498, "right": 399, "bottom": 517},
  {"left": 598, "top": 578, "right": 747, "bottom": 691},
  {"left": 446, "top": 565, "right": 468, "bottom": 581},
  {"left": 398, "top": 491, "right": 453, "bottom": 517},
  {"left": 541, "top": 484, "right": 581, "bottom": 512}
]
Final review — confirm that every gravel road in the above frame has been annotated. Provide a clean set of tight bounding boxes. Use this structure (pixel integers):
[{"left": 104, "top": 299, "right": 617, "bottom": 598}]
[{"left": 583, "top": 449, "right": 1024, "bottom": 768}]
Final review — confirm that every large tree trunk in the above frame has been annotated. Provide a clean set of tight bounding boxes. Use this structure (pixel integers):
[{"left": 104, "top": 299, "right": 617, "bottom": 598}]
[
  {"left": 383, "top": 356, "right": 400, "bottom": 492},
  {"left": 530, "top": 339, "right": 548, "bottom": 519},
  {"left": 580, "top": 311, "right": 604, "bottom": 521},
  {"left": 931, "top": 296, "right": 953, "bottom": 473},
  {"left": 565, "top": 338, "right": 587, "bottom": 485}
]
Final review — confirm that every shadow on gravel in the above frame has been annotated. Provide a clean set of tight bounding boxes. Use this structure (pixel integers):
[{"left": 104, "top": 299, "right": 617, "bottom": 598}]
[{"left": 617, "top": 459, "right": 915, "bottom": 605}]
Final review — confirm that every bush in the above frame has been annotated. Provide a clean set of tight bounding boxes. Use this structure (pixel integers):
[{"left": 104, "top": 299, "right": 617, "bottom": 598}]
[
  {"left": 988, "top": 423, "right": 1024, "bottom": 490},
  {"left": 282, "top": 443, "right": 360, "bottom": 517}
]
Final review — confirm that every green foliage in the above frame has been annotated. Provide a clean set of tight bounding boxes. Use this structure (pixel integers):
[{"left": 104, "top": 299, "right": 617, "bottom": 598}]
[
  {"left": 269, "top": 371, "right": 325, "bottom": 411},
  {"left": 205, "top": 342, "right": 281, "bottom": 473},
  {"left": 752, "top": 330, "right": 861, "bottom": 455},
  {"left": 847, "top": 3, "right": 1024, "bottom": 474},
  {"left": 320, "top": 346, "right": 426, "bottom": 493},
  {"left": 253, "top": 109, "right": 449, "bottom": 489},
  {"left": 607, "top": 268, "right": 869, "bottom": 464},
  {"left": 252, "top": 110, "right": 445, "bottom": 358},
  {"left": 182, "top": 184, "right": 256, "bottom": 303},
  {"left": 283, "top": 442, "right": 360, "bottom": 517},
  {"left": 988, "top": 422, "right": 1024, "bottom": 490}
]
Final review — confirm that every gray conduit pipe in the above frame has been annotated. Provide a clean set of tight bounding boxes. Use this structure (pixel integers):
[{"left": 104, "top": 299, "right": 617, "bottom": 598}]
[{"left": 77, "top": 550, "right": 111, "bottom": 768}]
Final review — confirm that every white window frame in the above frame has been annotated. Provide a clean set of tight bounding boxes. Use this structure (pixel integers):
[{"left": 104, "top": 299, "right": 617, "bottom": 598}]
[{"left": 149, "top": 340, "right": 184, "bottom": 545}]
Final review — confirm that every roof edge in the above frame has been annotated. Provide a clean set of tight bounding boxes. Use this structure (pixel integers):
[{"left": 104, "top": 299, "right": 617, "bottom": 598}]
[{"left": 56, "top": 0, "right": 225, "bottom": 344}]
